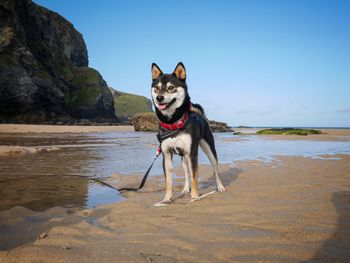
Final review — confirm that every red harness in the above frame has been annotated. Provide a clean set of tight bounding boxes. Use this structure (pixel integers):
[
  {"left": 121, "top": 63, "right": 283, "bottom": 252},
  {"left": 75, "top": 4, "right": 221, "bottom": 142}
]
[{"left": 159, "top": 113, "right": 188, "bottom": 130}]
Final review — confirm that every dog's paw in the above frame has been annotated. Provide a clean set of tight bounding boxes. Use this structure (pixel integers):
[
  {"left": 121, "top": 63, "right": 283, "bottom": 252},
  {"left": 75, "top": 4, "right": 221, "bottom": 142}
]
[
  {"left": 154, "top": 198, "right": 172, "bottom": 207},
  {"left": 154, "top": 202, "right": 168, "bottom": 207},
  {"left": 181, "top": 187, "right": 190, "bottom": 195},
  {"left": 190, "top": 194, "right": 200, "bottom": 200},
  {"left": 217, "top": 185, "right": 226, "bottom": 192}
]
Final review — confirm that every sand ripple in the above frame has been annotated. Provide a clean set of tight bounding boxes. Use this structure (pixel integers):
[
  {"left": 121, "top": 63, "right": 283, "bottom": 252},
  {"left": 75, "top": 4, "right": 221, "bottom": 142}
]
[{"left": 0, "top": 146, "right": 61, "bottom": 156}]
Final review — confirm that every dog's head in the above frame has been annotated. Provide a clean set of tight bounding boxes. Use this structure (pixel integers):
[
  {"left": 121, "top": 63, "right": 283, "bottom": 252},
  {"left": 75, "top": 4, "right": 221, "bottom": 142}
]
[{"left": 151, "top": 62, "right": 189, "bottom": 118}]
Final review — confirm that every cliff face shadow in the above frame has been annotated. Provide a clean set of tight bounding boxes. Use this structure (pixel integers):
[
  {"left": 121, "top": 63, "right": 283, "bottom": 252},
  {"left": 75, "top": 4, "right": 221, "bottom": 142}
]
[{"left": 311, "top": 191, "right": 350, "bottom": 262}]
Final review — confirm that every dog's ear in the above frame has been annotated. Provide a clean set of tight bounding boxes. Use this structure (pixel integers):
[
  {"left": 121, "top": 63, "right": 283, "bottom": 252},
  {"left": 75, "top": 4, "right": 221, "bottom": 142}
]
[
  {"left": 152, "top": 63, "right": 163, "bottom": 80},
  {"left": 172, "top": 62, "right": 186, "bottom": 81}
]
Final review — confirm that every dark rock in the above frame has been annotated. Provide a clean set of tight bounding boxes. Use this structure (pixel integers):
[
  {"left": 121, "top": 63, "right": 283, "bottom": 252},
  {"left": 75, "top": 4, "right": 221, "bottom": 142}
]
[
  {"left": 130, "top": 112, "right": 159, "bottom": 132},
  {"left": 208, "top": 120, "right": 232, "bottom": 132},
  {"left": 0, "top": 0, "right": 117, "bottom": 123}
]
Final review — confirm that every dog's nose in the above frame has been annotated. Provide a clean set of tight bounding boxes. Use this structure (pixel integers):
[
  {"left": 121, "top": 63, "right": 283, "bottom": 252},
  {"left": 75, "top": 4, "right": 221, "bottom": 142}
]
[{"left": 156, "top": 95, "right": 164, "bottom": 102}]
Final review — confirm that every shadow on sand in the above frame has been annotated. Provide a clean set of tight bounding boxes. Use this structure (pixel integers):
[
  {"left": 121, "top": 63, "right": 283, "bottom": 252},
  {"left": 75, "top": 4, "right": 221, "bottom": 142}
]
[
  {"left": 311, "top": 191, "right": 350, "bottom": 262},
  {"left": 200, "top": 166, "right": 242, "bottom": 191},
  {"left": 0, "top": 207, "right": 111, "bottom": 251}
]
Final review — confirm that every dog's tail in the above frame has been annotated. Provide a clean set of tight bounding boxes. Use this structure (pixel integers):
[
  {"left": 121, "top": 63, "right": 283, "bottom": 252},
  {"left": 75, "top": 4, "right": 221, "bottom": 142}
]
[{"left": 190, "top": 103, "right": 205, "bottom": 116}]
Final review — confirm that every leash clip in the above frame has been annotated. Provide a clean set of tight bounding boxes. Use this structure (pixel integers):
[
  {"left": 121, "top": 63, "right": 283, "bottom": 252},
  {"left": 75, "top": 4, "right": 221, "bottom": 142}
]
[{"left": 156, "top": 146, "right": 162, "bottom": 157}]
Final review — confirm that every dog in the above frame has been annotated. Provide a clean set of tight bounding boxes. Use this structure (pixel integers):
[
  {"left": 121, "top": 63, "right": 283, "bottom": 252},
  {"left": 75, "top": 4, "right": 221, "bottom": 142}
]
[{"left": 151, "top": 62, "right": 225, "bottom": 204}]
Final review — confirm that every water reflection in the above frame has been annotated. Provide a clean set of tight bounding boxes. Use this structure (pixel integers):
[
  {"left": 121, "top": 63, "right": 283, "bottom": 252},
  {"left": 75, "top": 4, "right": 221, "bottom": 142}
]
[
  {"left": 0, "top": 175, "right": 89, "bottom": 211},
  {"left": 0, "top": 132, "right": 350, "bottom": 212},
  {"left": 214, "top": 134, "right": 350, "bottom": 164},
  {"left": 0, "top": 132, "right": 151, "bottom": 212}
]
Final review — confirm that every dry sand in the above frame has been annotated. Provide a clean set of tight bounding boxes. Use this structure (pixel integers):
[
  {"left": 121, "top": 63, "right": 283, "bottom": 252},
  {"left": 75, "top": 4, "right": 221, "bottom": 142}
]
[
  {"left": 0, "top": 124, "right": 134, "bottom": 134},
  {"left": 0, "top": 154, "right": 349, "bottom": 262}
]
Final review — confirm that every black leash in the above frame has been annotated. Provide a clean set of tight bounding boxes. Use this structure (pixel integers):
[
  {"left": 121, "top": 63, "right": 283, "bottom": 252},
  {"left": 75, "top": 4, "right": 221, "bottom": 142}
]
[{"left": 93, "top": 146, "right": 162, "bottom": 193}]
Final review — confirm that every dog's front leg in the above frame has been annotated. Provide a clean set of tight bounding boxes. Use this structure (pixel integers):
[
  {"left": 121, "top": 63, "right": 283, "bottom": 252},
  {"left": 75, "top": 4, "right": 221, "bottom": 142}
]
[
  {"left": 181, "top": 156, "right": 190, "bottom": 194},
  {"left": 161, "top": 151, "right": 173, "bottom": 203}
]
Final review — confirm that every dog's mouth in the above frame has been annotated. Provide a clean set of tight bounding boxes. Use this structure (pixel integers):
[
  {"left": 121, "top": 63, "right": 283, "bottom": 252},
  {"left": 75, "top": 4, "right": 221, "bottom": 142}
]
[{"left": 157, "top": 98, "right": 176, "bottom": 111}]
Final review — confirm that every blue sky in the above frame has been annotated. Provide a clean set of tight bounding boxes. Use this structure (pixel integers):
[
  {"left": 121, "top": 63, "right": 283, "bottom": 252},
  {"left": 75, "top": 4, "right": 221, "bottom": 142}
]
[{"left": 35, "top": 0, "right": 350, "bottom": 127}]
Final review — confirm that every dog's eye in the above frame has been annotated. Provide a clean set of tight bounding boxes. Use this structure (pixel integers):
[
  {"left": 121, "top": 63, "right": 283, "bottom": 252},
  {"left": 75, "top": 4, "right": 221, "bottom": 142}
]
[
  {"left": 154, "top": 86, "right": 160, "bottom": 93},
  {"left": 167, "top": 86, "right": 175, "bottom": 92}
]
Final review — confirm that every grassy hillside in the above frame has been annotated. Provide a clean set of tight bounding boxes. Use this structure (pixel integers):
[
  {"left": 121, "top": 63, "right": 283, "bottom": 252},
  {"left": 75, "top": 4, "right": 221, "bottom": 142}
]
[{"left": 111, "top": 89, "right": 153, "bottom": 121}]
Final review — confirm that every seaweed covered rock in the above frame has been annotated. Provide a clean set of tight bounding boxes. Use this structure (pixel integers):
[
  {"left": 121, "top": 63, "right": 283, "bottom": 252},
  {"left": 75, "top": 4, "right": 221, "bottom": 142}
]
[
  {"left": 0, "top": 0, "right": 116, "bottom": 123},
  {"left": 256, "top": 128, "right": 322, "bottom": 136}
]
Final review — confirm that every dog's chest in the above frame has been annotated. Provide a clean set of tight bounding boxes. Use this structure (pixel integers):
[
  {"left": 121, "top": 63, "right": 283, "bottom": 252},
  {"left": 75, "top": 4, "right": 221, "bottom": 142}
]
[{"left": 161, "top": 133, "right": 192, "bottom": 156}]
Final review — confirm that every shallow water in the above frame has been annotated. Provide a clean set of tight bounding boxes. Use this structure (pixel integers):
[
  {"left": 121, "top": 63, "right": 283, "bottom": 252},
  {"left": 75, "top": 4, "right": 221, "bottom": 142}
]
[{"left": 0, "top": 132, "right": 350, "bottom": 212}]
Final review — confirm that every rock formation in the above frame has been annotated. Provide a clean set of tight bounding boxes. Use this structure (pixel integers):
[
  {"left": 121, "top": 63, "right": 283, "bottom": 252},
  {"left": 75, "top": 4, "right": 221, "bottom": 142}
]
[
  {"left": 207, "top": 120, "right": 233, "bottom": 132},
  {"left": 130, "top": 112, "right": 159, "bottom": 132},
  {"left": 0, "top": 0, "right": 116, "bottom": 123},
  {"left": 130, "top": 112, "right": 232, "bottom": 132}
]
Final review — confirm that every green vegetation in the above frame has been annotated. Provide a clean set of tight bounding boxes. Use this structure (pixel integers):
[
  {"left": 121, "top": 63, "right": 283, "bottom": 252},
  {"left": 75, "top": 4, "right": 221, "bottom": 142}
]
[
  {"left": 65, "top": 67, "right": 101, "bottom": 107},
  {"left": 114, "top": 91, "right": 152, "bottom": 120},
  {"left": 72, "top": 67, "right": 100, "bottom": 87},
  {"left": 37, "top": 70, "right": 51, "bottom": 79},
  {"left": 257, "top": 128, "right": 322, "bottom": 136},
  {"left": 58, "top": 56, "right": 74, "bottom": 80}
]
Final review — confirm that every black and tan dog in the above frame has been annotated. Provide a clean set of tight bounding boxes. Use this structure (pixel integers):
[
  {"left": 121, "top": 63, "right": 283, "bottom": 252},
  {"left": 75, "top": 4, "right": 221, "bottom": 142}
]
[{"left": 151, "top": 62, "right": 225, "bottom": 204}]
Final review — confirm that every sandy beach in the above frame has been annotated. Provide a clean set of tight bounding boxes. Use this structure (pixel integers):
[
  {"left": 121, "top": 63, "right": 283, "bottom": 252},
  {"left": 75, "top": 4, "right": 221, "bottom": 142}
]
[
  {"left": 0, "top": 124, "right": 134, "bottom": 134},
  {"left": 2, "top": 0, "right": 349, "bottom": 261},
  {"left": 231, "top": 128, "right": 350, "bottom": 142},
  {"left": 0, "top": 126, "right": 349, "bottom": 262},
  {"left": 0, "top": 124, "right": 134, "bottom": 157}
]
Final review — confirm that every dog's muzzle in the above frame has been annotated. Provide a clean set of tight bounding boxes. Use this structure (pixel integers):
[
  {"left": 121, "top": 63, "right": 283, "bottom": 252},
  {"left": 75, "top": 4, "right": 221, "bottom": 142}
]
[{"left": 156, "top": 98, "right": 176, "bottom": 110}]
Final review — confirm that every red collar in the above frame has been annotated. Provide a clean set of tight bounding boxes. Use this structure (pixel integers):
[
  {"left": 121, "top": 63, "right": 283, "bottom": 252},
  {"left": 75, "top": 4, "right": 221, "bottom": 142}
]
[{"left": 159, "top": 113, "right": 188, "bottom": 130}]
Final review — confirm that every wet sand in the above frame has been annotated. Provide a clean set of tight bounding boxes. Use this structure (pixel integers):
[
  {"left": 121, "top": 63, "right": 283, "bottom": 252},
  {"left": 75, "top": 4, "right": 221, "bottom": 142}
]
[
  {"left": 261, "top": 129, "right": 350, "bottom": 142},
  {"left": 1, "top": 154, "right": 349, "bottom": 262},
  {"left": 0, "top": 145, "right": 61, "bottom": 157},
  {"left": 0, "top": 124, "right": 134, "bottom": 158}
]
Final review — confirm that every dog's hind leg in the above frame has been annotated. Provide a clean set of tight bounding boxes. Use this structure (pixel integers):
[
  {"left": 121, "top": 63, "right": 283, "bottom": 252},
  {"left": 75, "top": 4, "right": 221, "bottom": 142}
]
[
  {"left": 185, "top": 152, "right": 200, "bottom": 200},
  {"left": 181, "top": 156, "right": 190, "bottom": 194},
  {"left": 199, "top": 139, "right": 225, "bottom": 192}
]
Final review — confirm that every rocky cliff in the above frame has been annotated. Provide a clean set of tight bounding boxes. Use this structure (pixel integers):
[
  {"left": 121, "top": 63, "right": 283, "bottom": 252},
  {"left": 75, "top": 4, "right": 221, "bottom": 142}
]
[{"left": 0, "top": 0, "right": 116, "bottom": 123}]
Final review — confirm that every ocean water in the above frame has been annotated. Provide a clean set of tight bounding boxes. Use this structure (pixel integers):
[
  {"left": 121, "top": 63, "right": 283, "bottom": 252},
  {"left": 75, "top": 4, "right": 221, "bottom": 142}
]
[{"left": 0, "top": 131, "right": 349, "bottom": 211}]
